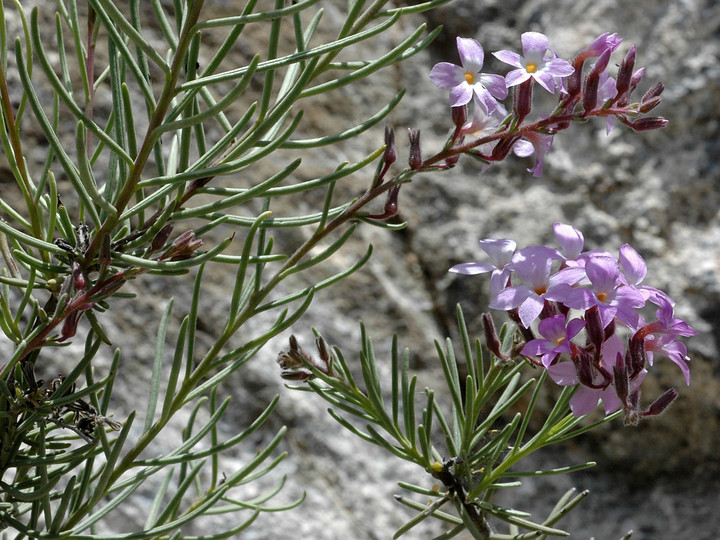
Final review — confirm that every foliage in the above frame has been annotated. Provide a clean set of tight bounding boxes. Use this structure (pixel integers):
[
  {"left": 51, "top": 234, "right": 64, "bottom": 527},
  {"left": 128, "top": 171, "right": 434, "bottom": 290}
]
[{"left": 0, "top": 0, "right": 451, "bottom": 537}]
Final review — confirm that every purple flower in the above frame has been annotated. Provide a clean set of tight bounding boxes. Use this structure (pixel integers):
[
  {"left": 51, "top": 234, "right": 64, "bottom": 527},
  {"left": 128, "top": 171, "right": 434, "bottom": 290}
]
[
  {"left": 490, "top": 246, "right": 583, "bottom": 327},
  {"left": 512, "top": 131, "right": 554, "bottom": 177},
  {"left": 430, "top": 37, "right": 508, "bottom": 112},
  {"left": 461, "top": 95, "right": 507, "bottom": 138},
  {"left": 493, "top": 32, "right": 574, "bottom": 94},
  {"left": 561, "top": 255, "right": 646, "bottom": 328},
  {"left": 579, "top": 32, "right": 623, "bottom": 60},
  {"left": 636, "top": 297, "right": 697, "bottom": 385},
  {"left": 450, "top": 238, "right": 516, "bottom": 296},
  {"left": 521, "top": 314, "right": 585, "bottom": 367}
]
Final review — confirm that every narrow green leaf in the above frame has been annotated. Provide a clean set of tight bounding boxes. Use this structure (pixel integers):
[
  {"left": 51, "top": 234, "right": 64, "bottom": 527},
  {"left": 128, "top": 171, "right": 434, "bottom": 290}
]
[{"left": 144, "top": 298, "right": 174, "bottom": 432}]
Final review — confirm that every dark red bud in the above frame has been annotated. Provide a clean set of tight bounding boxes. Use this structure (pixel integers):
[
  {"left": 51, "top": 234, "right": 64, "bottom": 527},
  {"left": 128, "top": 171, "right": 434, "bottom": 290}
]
[
  {"left": 590, "top": 48, "right": 612, "bottom": 78},
  {"left": 408, "top": 129, "right": 422, "bottom": 170},
  {"left": 383, "top": 126, "right": 397, "bottom": 165},
  {"left": 613, "top": 352, "right": 629, "bottom": 405},
  {"left": 491, "top": 134, "right": 519, "bottom": 161},
  {"left": 629, "top": 332, "right": 647, "bottom": 376},
  {"left": 641, "top": 81, "right": 664, "bottom": 102},
  {"left": 451, "top": 104, "right": 468, "bottom": 128},
  {"left": 60, "top": 311, "right": 80, "bottom": 341},
  {"left": 482, "top": 313, "right": 505, "bottom": 360},
  {"left": 151, "top": 223, "right": 174, "bottom": 253},
  {"left": 280, "top": 368, "right": 314, "bottom": 381},
  {"left": 630, "top": 117, "right": 669, "bottom": 131},
  {"left": 642, "top": 388, "right": 678, "bottom": 417},
  {"left": 513, "top": 79, "right": 533, "bottom": 123},
  {"left": 585, "top": 306, "right": 604, "bottom": 353},
  {"left": 445, "top": 154, "right": 460, "bottom": 167},
  {"left": 576, "top": 352, "right": 595, "bottom": 387},
  {"left": 629, "top": 68, "right": 645, "bottom": 94},
  {"left": 566, "top": 58, "right": 585, "bottom": 99},
  {"left": 615, "top": 45, "right": 637, "bottom": 97},
  {"left": 583, "top": 73, "right": 600, "bottom": 113},
  {"left": 72, "top": 262, "right": 86, "bottom": 290},
  {"left": 384, "top": 185, "right": 400, "bottom": 216},
  {"left": 639, "top": 96, "right": 662, "bottom": 114}
]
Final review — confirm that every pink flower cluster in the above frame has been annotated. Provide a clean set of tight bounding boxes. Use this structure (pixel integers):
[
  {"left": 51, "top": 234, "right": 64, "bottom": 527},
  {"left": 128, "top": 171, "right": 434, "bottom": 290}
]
[
  {"left": 430, "top": 32, "right": 666, "bottom": 177},
  {"left": 450, "top": 224, "right": 697, "bottom": 422}
]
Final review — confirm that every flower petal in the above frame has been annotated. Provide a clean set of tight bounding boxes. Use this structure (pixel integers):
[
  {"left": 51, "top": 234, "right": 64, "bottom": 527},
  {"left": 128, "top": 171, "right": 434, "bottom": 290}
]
[
  {"left": 521, "top": 32, "right": 550, "bottom": 57},
  {"left": 493, "top": 49, "right": 522, "bottom": 68},
  {"left": 544, "top": 58, "right": 574, "bottom": 77},
  {"left": 480, "top": 73, "right": 509, "bottom": 99},
  {"left": 505, "top": 69, "right": 531, "bottom": 88},
  {"left": 547, "top": 362, "right": 578, "bottom": 385},
  {"left": 457, "top": 37, "right": 485, "bottom": 71},
  {"left": 429, "top": 62, "right": 465, "bottom": 88},
  {"left": 449, "top": 82, "right": 473, "bottom": 107},
  {"left": 449, "top": 261, "right": 495, "bottom": 275},
  {"left": 619, "top": 244, "right": 647, "bottom": 285},
  {"left": 554, "top": 223, "right": 584, "bottom": 259}
]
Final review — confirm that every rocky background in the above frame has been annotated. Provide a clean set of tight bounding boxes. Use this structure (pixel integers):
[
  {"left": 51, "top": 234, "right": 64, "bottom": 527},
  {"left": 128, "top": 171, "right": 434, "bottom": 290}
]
[{"left": 3, "top": 0, "right": 720, "bottom": 538}]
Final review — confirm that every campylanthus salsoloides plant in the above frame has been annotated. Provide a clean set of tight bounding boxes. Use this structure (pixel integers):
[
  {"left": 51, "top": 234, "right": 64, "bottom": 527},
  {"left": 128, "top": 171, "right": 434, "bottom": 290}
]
[{"left": 282, "top": 31, "right": 696, "bottom": 539}]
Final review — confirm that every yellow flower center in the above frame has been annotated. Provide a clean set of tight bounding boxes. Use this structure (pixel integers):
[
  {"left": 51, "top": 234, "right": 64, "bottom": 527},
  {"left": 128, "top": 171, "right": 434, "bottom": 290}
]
[
  {"left": 554, "top": 336, "right": 565, "bottom": 346},
  {"left": 597, "top": 292, "right": 608, "bottom": 303},
  {"left": 464, "top": 72, "right": 475, "bottom": 84},
  {"left": 526, "top": 62, "right": 538, "bottom": 73}
]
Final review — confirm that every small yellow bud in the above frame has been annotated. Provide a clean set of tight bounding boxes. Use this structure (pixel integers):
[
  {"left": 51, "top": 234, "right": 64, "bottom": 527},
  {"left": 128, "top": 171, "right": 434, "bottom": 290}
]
[{"left": 431, "top": 461, "right": 443, "bottom": 473}]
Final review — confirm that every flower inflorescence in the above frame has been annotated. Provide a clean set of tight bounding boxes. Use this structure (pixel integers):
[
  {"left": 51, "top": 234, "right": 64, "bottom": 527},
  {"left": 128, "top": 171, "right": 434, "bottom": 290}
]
[
  {"left": 429, "top": 32, "right": 667, "bottom": 176},
  {"left": 451, "top": 223, "right": 697, "bottom": 423}
]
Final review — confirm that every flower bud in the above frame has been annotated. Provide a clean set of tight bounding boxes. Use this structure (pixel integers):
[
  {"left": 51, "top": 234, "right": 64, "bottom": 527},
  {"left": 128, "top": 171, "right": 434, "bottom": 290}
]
[
  {"left": 642, "top": 388, "right": 678, "bottom": 417},
  {"left": 582, "top": 73, "right": 600, "bottom": 113},
  {"left": 151, "top": 223, "right": 174, "bottom": 253},
  {"left": 72, "top": 261, "right": 86, "bottom": 291},
  {"left": 584, "top": 306, "right": 604, "bottom": 353},
  {"left": 315, "top": 335, "right": 333, "bottom": 374},
  {"left": 639, "top": 96, "right": 662, "bottom": 114},
  {"left": 408, "top": 129, "right": 422, "bottom": 170},
  {"left": 565, "top": 65, "right": 583, "bottom": 100},
  {"left": 60, "top": 311, "right": 80, "bottom": 341},
  {"left": 590, "top": 48, "right": 612, "bottom": 79},
  {"left": 491, "top": 134, "right": 519, "bottom": 162},
  {"left": 445, "top": 154, "right": 460, "bottom": 167},
  {"left": 613, "top": 352, "right": 629, "bottom": 405},
  {"left": 280, "top": 368, "right": 314, "bottom": 381},
  {"left": 513, "top": 79, "right": 533, "bottom": 123},
  {"left": 482, "top": 313, "right": 506, "bottom": 360},
  {"left": 576, "top": 351, "right": 595, "bottom": 387},
  {"left": 615, "top": 45, "right": 636, "bottom": 98},
  {"left": 451, "top": 104, "right": 468, "bottom": 129},
  {"left": 630, "top": 116, "right": 669, "bottom": 131},
  {"left": 641, "top": 81, "right": 664, "bottom": 102},
  {"left": 383, "top": 126, "right": 397, "bottom": 165},
  {"left": 629, "top": 67, "right": 645, "bottom": 94}
]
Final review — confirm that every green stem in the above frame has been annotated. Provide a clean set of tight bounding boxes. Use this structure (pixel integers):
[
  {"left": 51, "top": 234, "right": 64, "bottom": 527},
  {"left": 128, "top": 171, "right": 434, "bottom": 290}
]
[{"left": 83, "top": 0, "right": 206, "bottom": 263}]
